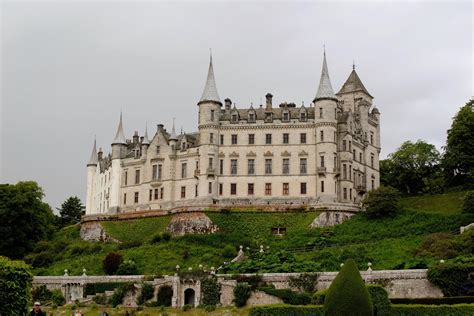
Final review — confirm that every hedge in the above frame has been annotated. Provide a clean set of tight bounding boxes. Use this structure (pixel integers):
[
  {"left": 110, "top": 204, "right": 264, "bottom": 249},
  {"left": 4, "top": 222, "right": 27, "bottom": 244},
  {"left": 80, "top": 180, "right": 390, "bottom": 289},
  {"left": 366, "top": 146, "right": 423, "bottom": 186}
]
[
  {"left": 391, "top": 297, "right": 474, "bottom": 305},
  {"left": 84, "top": 282, "right": 128, "bottom": 296},
  {"left": 258, "top": 287, "right": 311, "bottom": 305},
  {"left": 0, "top": 256, "right": 33, "bottom": 316},
  {"left": 390, "top": 304, "right": 474, "bottom": 316},
  {"left": 249, "top": 304, "right": 324, "bottom": 316}
]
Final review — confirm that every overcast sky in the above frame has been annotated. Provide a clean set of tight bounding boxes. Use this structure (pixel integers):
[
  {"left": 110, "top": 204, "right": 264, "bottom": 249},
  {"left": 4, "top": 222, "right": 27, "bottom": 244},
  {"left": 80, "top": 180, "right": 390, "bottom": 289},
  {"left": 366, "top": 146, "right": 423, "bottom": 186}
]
[{"left": 1, "top": 1, "right": 472, "bottom": 210}]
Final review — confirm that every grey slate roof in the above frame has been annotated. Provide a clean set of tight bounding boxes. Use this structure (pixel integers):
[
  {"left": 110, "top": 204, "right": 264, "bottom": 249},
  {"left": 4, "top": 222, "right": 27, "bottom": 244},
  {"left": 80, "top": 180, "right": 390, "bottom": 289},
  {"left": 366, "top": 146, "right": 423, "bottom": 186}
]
[
  {"left": 337, "top": 69, "right": 373, "bottom": 98},
  {"left": 112, "top": 112, "right": 127, "bottom": 144},
  {"left": 87, "top": 138, "right": 98, "bottom": 166},
  {"left": 199, "top": 55, "right": 221, "bottom": 105},
  {"left": 314, "top": 52, "right": 338, "bottom": 102}
]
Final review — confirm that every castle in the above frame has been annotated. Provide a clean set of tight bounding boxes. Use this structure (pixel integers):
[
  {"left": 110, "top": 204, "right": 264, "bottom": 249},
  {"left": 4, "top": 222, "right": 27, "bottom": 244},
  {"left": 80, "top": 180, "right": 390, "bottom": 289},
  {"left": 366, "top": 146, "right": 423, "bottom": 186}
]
[{"left": 85, "top": 52, "right": 381, "bottom": 215}]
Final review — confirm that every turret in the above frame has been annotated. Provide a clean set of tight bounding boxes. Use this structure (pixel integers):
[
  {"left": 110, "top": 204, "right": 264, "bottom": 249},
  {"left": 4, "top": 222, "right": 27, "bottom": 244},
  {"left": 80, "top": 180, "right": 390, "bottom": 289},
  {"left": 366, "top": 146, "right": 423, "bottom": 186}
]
[{"left": 86, "top": 138, "right": 98, "bottom": 215}]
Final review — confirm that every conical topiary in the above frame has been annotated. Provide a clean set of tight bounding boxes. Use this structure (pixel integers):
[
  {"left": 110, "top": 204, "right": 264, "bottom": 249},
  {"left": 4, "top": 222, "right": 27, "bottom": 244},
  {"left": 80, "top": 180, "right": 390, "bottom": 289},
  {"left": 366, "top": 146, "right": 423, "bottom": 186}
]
[{"left": 324, "top": 259, "right": 373, "bottom": 316}]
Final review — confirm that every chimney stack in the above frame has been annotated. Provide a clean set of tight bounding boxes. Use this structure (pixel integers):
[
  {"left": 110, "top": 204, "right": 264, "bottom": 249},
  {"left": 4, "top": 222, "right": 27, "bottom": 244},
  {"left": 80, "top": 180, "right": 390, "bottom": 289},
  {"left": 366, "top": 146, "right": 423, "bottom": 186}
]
[{"left": 265, "top": 93, "right": 273, "bottom": 111}]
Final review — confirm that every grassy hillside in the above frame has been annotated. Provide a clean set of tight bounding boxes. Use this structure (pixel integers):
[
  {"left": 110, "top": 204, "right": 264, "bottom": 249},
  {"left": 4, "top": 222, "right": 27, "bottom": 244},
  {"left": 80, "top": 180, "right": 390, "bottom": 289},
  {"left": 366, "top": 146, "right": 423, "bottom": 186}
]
[{"left": 32, "top": 191, "right": 474, "bottom": 276}]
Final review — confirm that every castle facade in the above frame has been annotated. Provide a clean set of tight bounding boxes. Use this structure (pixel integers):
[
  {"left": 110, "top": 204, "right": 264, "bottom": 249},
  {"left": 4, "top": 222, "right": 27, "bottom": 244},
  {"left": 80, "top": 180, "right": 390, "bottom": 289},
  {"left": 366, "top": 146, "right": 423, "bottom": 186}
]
[{"left": 85, "top": 52, "right": 381, "bottom": 215}]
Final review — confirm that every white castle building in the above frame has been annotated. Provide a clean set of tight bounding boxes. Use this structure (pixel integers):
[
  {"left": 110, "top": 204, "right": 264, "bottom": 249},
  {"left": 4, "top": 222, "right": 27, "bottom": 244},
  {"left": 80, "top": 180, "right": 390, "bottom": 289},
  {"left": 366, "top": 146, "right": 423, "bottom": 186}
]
[{"left": 85, "top": 52, "right": 381, "bottom": 215}]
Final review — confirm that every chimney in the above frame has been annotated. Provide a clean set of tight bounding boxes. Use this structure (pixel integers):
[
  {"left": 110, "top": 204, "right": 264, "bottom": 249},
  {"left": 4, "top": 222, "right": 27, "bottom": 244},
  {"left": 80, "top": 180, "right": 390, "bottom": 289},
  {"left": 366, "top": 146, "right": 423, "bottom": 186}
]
[
  {"left": 265, "top": 93, "right": 273, "bottom": 111},
  {"left": 224, "top": 98, "right": 232, "bottom": 111},
  {"left": 133, "top": 131, "right": 139, "bottom": 143}
]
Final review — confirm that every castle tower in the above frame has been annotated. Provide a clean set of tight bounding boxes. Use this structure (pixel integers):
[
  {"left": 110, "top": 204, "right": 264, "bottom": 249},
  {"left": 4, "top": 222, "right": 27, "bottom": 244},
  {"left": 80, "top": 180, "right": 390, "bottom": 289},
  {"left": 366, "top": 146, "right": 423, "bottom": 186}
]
[
  {"left": 110, "top": 112, "right": 127, "bottom": 212},
  {"left": 86, "top": 138, "right": 98, "bottom": 215},
  {"left": 197, "top": 53, "right": 221, "bottom": 200},
  {"left": 313, "top": 50, "right": 338, "bottom": 202}
]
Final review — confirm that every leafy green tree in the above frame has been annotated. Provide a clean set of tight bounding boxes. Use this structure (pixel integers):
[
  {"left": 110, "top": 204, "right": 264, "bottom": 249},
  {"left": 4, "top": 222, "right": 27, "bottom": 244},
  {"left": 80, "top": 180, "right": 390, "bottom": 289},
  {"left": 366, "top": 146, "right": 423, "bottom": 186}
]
[
  {"left": 0, "top": 182, "right": 56, "bottom": 259},
  {"left": 362, "top": 186, "right": 400, "bottom": 219},
  {"left": 324, "top": 259, "right": 373, "bottom": 316},
  {"left": 387, "top": 140, "right": 442, "bottom": 195},
  {"left": 443, "top": 100, "right": 474, "bottom": 187},
  {"left": 57, "top": 196, "right": 84, "bottom": 226}
]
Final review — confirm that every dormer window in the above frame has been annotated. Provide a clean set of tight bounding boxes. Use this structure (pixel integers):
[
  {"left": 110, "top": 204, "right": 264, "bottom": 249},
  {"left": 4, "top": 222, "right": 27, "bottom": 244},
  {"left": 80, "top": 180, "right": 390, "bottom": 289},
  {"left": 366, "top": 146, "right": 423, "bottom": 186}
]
[
  {"left": 300, "top": 111, "right": 307, "bottom": 122},
  {"left": 283, "top": 112, "right": 289, "bottom": 122},
  {"left": 231, "top": 113, "right": 238, "bottom": 123},
  {"left": 248, "top": 112, "right": 256, "bottom": 123}
]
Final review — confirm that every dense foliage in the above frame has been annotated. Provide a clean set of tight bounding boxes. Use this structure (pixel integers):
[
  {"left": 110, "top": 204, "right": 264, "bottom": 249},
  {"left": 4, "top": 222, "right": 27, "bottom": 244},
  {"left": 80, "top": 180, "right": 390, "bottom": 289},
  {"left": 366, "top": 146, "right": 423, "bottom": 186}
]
[
  {"left": 0, "top": 256, "right": 33, "bottom": 316},
  {"left": 427, "top": 258, "right": 474, "bottom": 296},
  {"left": 103, "top": 252, "right": 123, "bottom": 275},
  {"left": 362, "top": 186, "right": 400, "bottom": 219},
  {"left": 57, "top": 196, "right": 84, "bottom": 226},
  {"left": 324, "top": 259, "right": 373, "bottom": 316},
  {"left": 0, "top": 182, "right": 56, "bottom": 258},
  {"left": 462, "top": 191, "right": 474, "bottom": 214},
  {"left": 156, "top": 285, "right": 173, "bottom": 306},
  {"left": 367, "top": 284, "right": 391, "bottom": 316},
  {"left": 201, "top": 277, "right": 220, "bottom": 306},
  {"left": 233, "top": 283, "right": 251, "bottom": 307}
]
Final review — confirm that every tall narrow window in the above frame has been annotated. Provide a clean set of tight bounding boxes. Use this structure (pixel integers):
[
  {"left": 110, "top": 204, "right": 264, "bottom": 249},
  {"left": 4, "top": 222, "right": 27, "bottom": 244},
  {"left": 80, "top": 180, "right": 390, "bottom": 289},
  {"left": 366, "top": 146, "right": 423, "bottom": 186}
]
[
  {"left": 219, "top": 159, "right": 224, "bottom": 174},
  {"left": 321, "top": 181, "right": 325, "bottom": 193},
  {"left": 230, "top": 183, "right": 237, "bottom": 195},
  {"left": 282, "top": 158, "right": 290, "bottom": 174},
  {"left": 248, "top": 159, "right": 255, "bottom": 175},
  {"left": 219, "top": 183, "right": 223, "bottom": 195},
  {"left": 265, "top": 159, "right": 272, "bottom": 174},
  {"left": 300, "top": 183, "right": 307, "bottom": 194},
  {"left": 300, "top": 133, "right": 306, "bottom": 144},
  {"left": 231, "top": 159, "right": 238, "bottom": 175},
  {"left": 152, "top": 164, "right": 158, "bottom": 180},
  {"left": 283, "top": 183, "right": 289, "bottom": 195},
  {"left": 135, "top": 170, "right": 140, "bottom": 184},
  {"left": 231, "top": 134, "right": 238, "bottom": 145},
  {"left": 181, "top": 186, "right": 186, "bottom": 198},
  {"left": 220, "top": 134, "right": 224, "bottom": 145},
  {"left": 134, "top": 192, "right": 139, "bottom": 203},
  {"left": 265, "top": 183, "right": 272, "bottom": 195},
  {"left": 248, "top": 183, "right": 254, "bottom": 195},
  {"left": 300, "top": 158, "right": 307, "bottom": 174},
  {"left": 320, "top": 130, "right": 324, "bottom": 142},
  {"left": 283, "top": 133, "right": 289, "bottom": 144},
  {"left": 248, "top": 134, "right": 255, "bottom": 145},
  {"left": 265, "top": 134, "right": 272, "bottom": 144},
  {"left": 181, "top": 163, "right": 187, "bottom": 178}
]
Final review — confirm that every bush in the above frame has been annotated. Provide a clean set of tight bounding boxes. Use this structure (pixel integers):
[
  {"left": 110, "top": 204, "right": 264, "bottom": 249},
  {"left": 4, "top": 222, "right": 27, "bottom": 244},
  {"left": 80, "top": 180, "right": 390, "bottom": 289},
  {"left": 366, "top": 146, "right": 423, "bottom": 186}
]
[
  {"left": 116, "top": 259, "right": 139, "bottom": 275},
  {"left": 311, "top": 289, "right": 327, "bottom": 305},
  {"left": 367, "top": 285, "right": 391, "bottom": 316},
  {"left": 0, "top": 256, "right": 33, "bottom": 316},
  {"left": 249, "top": 305, "right": 324, "bottom": 316},
  {"left": 222, "top": 244, "right": 237, "bottom": 258},
  {"left": 103, "top": 252, "right": 123, "bottom": 275},
  {"left": 258, "top": 287, "right": 311, "bottom": 305},
  {"left": 234, "top": 283, "right": 252, "bottom": 307},
  {"left": 161, "top": 232, "right": 172, "bottom": 241},
  {"left": 288, "top": 273, "right": 318, "bottom": 293},
  {"left": 362, "top": 186, "right": 400, "bottom": 219},
  {"left": 324, "top": 259, "right": 373, "bottom": 316},
  {"left": 428, "top": 261, "right": 474, "bottom": 296},
  {"left": 463, "top": 191, "right": 474, "bottom": 213},
  {"left": 156, "top": 285, "right": 173, "bottom": 306},
  {"left": 390, "top": 304, "right": 474, "bottom": 315},
  {"left": 201, "top": 277, "right": 220, "bottom": 306},
  {"left": 136, "top": 283, "right": 154, "bottom": 305},
  {"left": 150, "top": 234, "right": 161, "bottom": 244}
]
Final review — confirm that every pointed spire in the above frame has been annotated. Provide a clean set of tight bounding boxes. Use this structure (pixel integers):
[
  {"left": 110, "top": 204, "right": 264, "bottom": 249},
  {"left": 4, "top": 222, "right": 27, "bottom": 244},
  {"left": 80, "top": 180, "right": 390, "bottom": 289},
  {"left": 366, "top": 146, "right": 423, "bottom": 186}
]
[
  {"left": 314, "top": 49, "right": 338, "bottom": 102},
  {"left": 142, "top": 123, "right": 150, "bottom": 145},
  {"left": 87, "top": 137, "right": 98, "bottom": 166},
  {"left": 112, "top": 112, "right": 127, "bottom": 144},
  {"left": 337, "top": 67, "right": 373, "bottom": 98},
  {"left": 198, "top": 51, "right": 222, "bottom": 105},
  {"left": 169, "top": 118, "right": 177, "bottom": 141}
]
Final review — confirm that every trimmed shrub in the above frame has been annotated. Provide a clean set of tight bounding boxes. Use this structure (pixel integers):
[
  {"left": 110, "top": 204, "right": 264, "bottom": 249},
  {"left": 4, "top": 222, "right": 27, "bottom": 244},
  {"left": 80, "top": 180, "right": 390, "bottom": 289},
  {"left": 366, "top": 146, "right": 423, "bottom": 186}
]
[
  {"left": 324, "top": 259, "right": 373, "bottom": 316},
  {"left": 0, "top": 256, "right": 33, "bottom": 316},
  {"left": 367, "top": 284, "right": 391, "bottom": 316},
  {"left": 116, "top": 259, "right": 139, "bottom": 275},
  {"left": 311, "top": 289, "right": 327, "bottom": 305},
  {"left": 390, "top": 304, "right": 474, "bottom": 316},
  {"left": 249, "top": 304, "right": 324, "bottom": 316},
  {"left": 136, "top": 283, "right": 154, "bottom": 305},
  {"left": 103, "top": 252, "right": 123, "bottom": 275},
  {"left": 288, "top": 273, "right": 318, "bottom": 293},
  {"left": 201, "top": 277, "right": 220, "bottom": 306},
  {"left": 258, "top": 287, "right": 311, "bottom": 305},
  {"left": 428, "top": 261, "right": 474, "bottom": 296},
  {"left": 391, "top": 296, "right": 474, "bottom": 305},
  {"left": 362, "top": 186, "right": 400, "bottom": 219},
  {"left": 234, "top": 283, "right": 251, "bottom": 307},
  {"left": 463, "top": 191, "right": 474, "bottom": 213},
  {"left": 156, "top": 285, "right": 173, "bottom": 306}
]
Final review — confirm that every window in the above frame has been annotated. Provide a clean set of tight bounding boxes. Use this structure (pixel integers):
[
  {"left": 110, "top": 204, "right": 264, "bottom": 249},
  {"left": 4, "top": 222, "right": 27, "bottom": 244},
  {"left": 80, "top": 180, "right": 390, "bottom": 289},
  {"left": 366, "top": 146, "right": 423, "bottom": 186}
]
[
  {"left": 211, "top": 110, "right": 215, "bottom": 121},
  {"left": 300, "top": 158, "right": 307, "bottom": 174},
  {"left": 210, "top": 133, "right": 214, "bottom": 143},
  {"left": 300, "top": 183, "right": 307, "bottom": 195},
  {"left": 343, "top": 188, "right": 347, "bottom": 199},
  {"left": 208, "top": 182, "right": 212, "bottom": 194},
  {"left": 282, "top": 158, "right": 290, "bottom": 174},
  {"left": 219, "top": 159, "right": 224, "bottom": 174},
  {"left": 219, "top": 183, "right": 223, "bottom": 195},
  {"left": 232, "top": 114, "right": 238, "bottom": 122},
  {"left": 134, "top": 192, "right": 139, "bottom": 204},
  {"left": 220, "top": 134, "right": 224, "bottom": 145},
  {"left": 181, "top": 186, "right": 186, "bottom": 198},
  {"left": 320, "top": 155, "right": 325, "bottom": 167},
  {"left": 248, "top": 159, "right": 255, "bottom": 175},
  {"left": 152, "top": 165, "right": 157, "bottom": 180},
  {"left": 230, "top": 159, "right": 237, "bottom": 175},
  {"left": 283, "top": 183, "right": 289, "bottom": 195},
  {"left": 231, "top": 134, "right": 238, "bottom": 145},
  {"left": 160, "top": 188, "right": 164, "bottom": 199},
  {"left": 123, "top": 193, "right": 127, "bottom": 205},
  {"left": 149, "top": 189, "right": 152, "bottom": 201},
  {"left": 154, "top": 189, "right": 158, "bottom": 200},
  {"left": 321, "top": 181, "right": 325, "bottom": 193},
  {"left": 370, "top": 132, "right": 374, "bottom": 145},
  {"left": 135, "top": 170, "right": 140, "bottom": 184},
  {"left": 265, "top": 159, "right": 272, "bottom": 174},
  {"left": 319, "top": 107, "right": 323, "bottom": 118},
  {"left": 343, "top": 164, "right": 347, "bottom": 179},
  {"left": 283, "top": 133, "right": 289, "bottom": 144},
  {"left": 230, "top": 183, "right": 237, "bottom": 195},
  {"left": 248, "top": 183, "right": 254, "bottom": 195},
  {"left": 300, "top": 112, "right": 307, "bottom": 121},
  {"left": 320, "top": 130, "right": 324, "bottom": 142},
  {"left": 248, "top": 134, "right": 255, "bottom": 145},
  {"left": 156, "top": 146, "right": 160, "bottom": 154},
  {"left": 300, "top": 133, "right": 306, "bottom": 144},
  {"left": 265, "top": 183, "right": 272, "bottom": 195},
  {"left": 265, "top": 134, "right": 272, "bottom": 144},
  {"left": 181, "top": 163, "right": 187, "bottom": 178},
  {"left": 249, "top": 113, "right": 255, "bottom": 122},
  {"left": 371, "top": 154, "right": 374, "bottom": 168},
  {"left": 209, "top": 157, "right": 213, "bottom": 169},
  {"left": 283, "top": 112, "right": 289, "bottom": 122},
  {"left": 343, "top": 140, "right": 347, "bottom": 151},
  {"left": 124, "top": 171, "right": 128, "bottom": 185}
]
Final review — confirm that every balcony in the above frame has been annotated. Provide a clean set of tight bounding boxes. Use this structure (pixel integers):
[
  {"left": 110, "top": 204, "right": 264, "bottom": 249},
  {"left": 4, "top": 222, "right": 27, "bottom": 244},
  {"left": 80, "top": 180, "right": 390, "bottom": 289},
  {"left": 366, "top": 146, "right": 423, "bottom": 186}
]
[{"left": 317, "top": 167, "right": 327, "bottom": 175}]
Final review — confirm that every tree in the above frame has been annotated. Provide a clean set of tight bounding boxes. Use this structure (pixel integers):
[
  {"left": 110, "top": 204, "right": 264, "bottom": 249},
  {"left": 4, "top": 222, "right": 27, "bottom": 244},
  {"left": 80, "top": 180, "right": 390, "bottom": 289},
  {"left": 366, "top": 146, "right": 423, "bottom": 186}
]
[
  {"left": 57, "top": 196, "right": 84, "bottom": 226},
  {"left": 386, "top": 140, "right": 442, "bottom": 194},
  {"left": 443, "top": 100, "right": 474, "bottom": 187},
  {"left": 362, "top": 186, "right": 400, "bottom": 219},
  {"left": 0, "top": 182, "right": 56, "bottom": 259},
  {"left": 324, "top": 259, "right": 373, "bottom": 316}
]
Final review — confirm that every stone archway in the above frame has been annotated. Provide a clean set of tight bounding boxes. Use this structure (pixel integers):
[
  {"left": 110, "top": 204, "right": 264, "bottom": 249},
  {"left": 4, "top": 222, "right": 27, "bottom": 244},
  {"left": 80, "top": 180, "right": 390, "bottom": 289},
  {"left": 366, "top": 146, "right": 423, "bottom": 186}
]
[{"left": 184, "top": 288, "right": 195, "bottom": 306}]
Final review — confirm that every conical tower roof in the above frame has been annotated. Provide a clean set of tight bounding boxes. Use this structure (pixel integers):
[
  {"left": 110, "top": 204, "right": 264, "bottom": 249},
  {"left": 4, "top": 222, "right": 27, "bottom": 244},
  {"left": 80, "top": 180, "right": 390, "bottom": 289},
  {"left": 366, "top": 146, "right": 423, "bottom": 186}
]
[
  {"left": 314, "top": 51, "right": 338, "bottom": 102},
  {"left": 112, "top": 112, "right": 127, "bottom": 144},
  {"left": 87, "top": 138, "right": 98, "bottom": 166},
  {"left": 337, "top": 67, "right": 373, "bottom": 98},
  {"left": 198, "top": 53, "right": 222, "bottom": 105}
]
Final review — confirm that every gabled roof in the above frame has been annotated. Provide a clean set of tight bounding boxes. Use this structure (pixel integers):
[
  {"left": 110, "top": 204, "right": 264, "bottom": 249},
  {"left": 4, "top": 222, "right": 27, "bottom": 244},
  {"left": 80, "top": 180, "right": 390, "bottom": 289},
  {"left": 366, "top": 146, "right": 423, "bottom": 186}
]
[
  {"left": 198, "top": 54, "right": 222, "bottom": 105},
  {"left": 87, "top": 138, "right": 98, "bottom": 166},
  {"left": 337, "top": 69, "right": 373, "bottom": 98},
  {"left": 112, "top": 112, "right": 127, "bottom": 144},
  {"left": 314, "top": 51, "right": 338, "bottom": 102}
]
